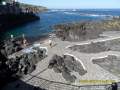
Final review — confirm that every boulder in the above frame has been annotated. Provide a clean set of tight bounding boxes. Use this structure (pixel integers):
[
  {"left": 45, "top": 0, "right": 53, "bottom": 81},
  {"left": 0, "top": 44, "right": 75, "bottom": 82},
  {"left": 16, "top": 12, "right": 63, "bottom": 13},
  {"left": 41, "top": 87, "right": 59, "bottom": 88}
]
[
  {"left": 62, "top": 71, "right": 76, "bottom": 82},
  {"left": 0, "top": 39, "right": 23, "bottom": 57},
  {"left": 53, "top": 66, "right": 61, "bottom": 73},
  {"left": 48, "top": 54, "right": 87, "bottom": 82}
]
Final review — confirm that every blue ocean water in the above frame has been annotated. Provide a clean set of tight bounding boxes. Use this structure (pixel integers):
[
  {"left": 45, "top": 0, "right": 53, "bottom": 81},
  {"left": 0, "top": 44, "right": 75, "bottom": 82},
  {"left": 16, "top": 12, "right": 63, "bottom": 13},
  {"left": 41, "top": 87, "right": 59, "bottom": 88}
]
[{"left": 1, "top": 9, "right": 120, "bottom": 40}]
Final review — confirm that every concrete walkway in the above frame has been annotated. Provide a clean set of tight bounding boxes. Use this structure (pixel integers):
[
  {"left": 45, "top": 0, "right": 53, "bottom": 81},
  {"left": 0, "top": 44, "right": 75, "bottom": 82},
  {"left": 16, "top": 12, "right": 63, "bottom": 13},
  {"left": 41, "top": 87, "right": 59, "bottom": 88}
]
[
  {"left": 4, "top": 32, "right": 120, "bottom": 90},
  {"left": 24, "top": 34, "right": 120, "bottom": 88}
]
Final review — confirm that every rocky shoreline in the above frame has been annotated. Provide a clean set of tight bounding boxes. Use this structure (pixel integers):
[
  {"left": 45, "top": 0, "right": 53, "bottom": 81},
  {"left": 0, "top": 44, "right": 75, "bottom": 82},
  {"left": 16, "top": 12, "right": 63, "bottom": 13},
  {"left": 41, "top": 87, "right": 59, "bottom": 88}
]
[{"left": 53, "top": 17, "right": 120, "bottom": 41}]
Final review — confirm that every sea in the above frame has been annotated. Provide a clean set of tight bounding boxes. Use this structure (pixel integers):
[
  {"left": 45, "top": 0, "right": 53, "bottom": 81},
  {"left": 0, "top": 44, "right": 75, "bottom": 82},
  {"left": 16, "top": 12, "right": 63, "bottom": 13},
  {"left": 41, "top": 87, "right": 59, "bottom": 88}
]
[{"left": 1, "top": 9, "right": 120, "bottom": 41}]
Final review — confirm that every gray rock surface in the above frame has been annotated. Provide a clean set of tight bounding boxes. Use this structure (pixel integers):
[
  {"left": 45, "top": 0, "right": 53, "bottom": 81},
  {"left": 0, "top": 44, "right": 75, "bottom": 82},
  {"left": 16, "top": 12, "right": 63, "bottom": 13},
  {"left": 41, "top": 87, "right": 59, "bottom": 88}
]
[
  {"left": 92, "top": 55, "right": 120, "bottom": 78},
  {"left": 0, "top": 39, "right": 47, "bottom": 88},
  {"left": 70, "top": 38, "right": 120, "bottom": 53},
  {"left": 0, "top": 39, "right": 23, "bottom": 57},
  {"left": 48, "top": 54, "right": 87, "bottom": 82}
]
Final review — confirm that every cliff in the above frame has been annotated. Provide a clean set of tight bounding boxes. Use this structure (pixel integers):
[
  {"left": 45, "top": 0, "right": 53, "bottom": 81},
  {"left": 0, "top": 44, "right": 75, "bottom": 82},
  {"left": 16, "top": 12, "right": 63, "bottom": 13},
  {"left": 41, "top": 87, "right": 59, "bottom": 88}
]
[
  {"left": 0, "top": 1, "right": 47, "bottom": 31},
  {"left": 20, "top": 3, "right": 48, "bottom": 13}
]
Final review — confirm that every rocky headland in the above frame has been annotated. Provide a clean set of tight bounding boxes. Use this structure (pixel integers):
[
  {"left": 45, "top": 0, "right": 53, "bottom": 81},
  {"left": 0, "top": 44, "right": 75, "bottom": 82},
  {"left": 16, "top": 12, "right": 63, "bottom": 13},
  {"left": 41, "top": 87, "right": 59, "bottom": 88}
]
[{"left": 0, "top": 1, "right": 47, "bottom": 31}]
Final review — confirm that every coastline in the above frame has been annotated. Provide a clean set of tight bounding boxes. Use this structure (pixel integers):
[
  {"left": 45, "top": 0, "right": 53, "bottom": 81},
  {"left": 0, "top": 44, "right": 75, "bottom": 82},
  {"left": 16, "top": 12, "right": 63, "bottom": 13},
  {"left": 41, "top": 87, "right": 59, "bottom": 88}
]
[
  {"left": 53, "top": 17, "right": 120, "bottom": 42},
  {"left": 1, "top": 9, "right": 120, "bottom": 90},
  {"left": 0, "top": 1, "right": 47, "bottom": 32},
  {"left": 1, "top": 30, "right": 120, "bottom": 89}
]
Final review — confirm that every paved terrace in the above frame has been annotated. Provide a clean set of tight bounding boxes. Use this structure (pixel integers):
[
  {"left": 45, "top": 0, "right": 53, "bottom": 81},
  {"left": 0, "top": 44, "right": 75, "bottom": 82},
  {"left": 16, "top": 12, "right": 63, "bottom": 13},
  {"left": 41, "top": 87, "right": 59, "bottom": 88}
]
[{"left": 4, "top": 31, "right": 120, "bottom": 90}]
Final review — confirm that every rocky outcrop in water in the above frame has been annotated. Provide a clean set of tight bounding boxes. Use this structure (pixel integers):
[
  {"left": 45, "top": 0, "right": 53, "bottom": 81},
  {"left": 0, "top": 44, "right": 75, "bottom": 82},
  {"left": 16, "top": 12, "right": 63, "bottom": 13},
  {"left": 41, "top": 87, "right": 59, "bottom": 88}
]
[
  {"left": 48, "top": 54, "right": 87, "bottom": 82},
  {"left": 54, "top": 18, "right": 120, "bottom": 41}
]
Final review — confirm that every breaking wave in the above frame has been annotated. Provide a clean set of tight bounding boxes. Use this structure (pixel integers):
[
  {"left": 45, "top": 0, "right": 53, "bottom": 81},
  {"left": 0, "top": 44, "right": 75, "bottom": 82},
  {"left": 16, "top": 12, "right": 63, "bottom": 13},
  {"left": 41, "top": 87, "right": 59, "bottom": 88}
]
[
  {"left": 63, "top": 12, "right": 80, "bottom": 15},
  {"left": 83, "top": 14, "right": 113, "bottom": 17},
  {"left": 63, "top": 11, "right": 115, "bottom": 18}
]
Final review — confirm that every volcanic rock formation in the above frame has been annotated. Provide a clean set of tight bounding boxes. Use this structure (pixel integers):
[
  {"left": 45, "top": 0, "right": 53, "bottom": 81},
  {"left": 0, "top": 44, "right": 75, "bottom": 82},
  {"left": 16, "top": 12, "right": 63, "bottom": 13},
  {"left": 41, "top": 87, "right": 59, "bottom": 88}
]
[{"left": 48, "top": 54, "right": 87, "bottom": 82}]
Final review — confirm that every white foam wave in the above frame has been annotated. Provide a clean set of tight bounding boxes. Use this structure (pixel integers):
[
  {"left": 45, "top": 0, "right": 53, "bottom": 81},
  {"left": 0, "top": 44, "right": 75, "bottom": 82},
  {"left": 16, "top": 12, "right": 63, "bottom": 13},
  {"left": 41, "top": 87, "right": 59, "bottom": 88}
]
[
  {"left": 49, "top": 10, "right": 119, "bottom": 18},
  {"left": 72, "top": 9, "right": 77, "bottom": 12},
  {"left": 63, "top": 12, "right": 80, "bottom": 15},
  {"left": 49, "top": 9, "right": 69, "bottom": 12},
  {"left": 80, "top": 13, "right": 114, "bottom": 17},
  {"left": 63, "top": 12, "right": 113, "bottom": 17}
]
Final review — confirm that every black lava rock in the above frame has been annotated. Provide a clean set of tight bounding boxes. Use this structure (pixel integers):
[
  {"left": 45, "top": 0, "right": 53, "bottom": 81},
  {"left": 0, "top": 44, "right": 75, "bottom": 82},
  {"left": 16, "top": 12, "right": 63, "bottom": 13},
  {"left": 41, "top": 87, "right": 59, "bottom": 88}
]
[{"left": 48, "top": 54, "right": 87, "bottom": 82}]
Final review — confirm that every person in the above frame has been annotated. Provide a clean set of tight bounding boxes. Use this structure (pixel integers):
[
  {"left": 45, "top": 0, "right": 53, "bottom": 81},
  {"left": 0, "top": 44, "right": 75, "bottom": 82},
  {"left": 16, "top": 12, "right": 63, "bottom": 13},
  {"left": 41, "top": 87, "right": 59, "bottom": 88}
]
[
  {"left": 10, "top": 34, "right": 14, "bottom": 41},
  {"left": 22, "top": 34, "right": 25, "bottom": 40},
  {"left": 23, "top": 39, "right": 28, "bottom": 47},
  {"left": 111, "top": 82, "right": 117, "bottom": 90},
  {"left": 22, "top": 34, "right": 28, "bottom": 47},
  {"left": 49, "top": 39, "right": 52, "bottom": 48}
]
